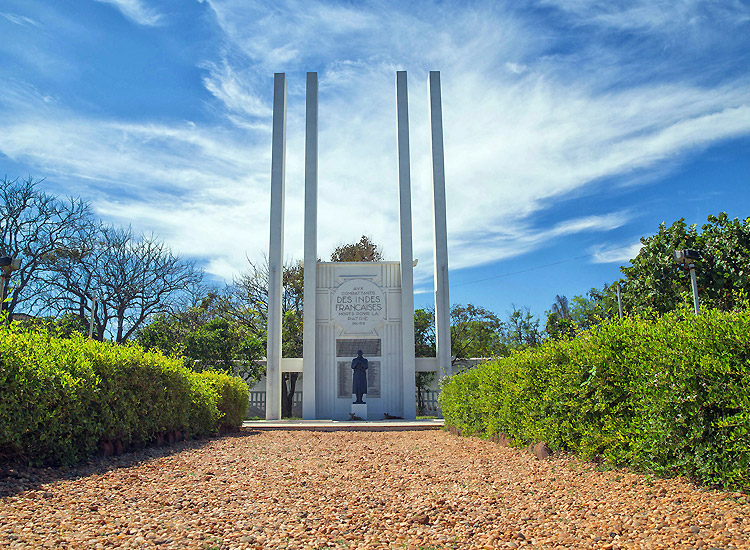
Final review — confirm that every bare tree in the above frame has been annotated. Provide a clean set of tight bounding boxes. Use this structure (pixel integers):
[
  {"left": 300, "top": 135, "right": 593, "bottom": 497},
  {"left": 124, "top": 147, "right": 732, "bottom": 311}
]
[
  {"left": 39, "top": 225, "right": 202, "bottom": 342},
  {"left": 228, "top": 255, "right": 303, "bottom": 336},
  {"left": 226, "top": 258, "right": 304, "bottom": 417},
  {"left": 0, "top": 177, "right": 92, "bottom": 315},
  {"left": 551, "top": 294, "right": 571, "bottom": 320}
]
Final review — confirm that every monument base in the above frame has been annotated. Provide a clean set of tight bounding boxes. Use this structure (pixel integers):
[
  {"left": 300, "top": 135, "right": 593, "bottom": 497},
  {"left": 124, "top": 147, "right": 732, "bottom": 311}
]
[{"left": 350, "top": 402, "right": 368, "bottom": 421}]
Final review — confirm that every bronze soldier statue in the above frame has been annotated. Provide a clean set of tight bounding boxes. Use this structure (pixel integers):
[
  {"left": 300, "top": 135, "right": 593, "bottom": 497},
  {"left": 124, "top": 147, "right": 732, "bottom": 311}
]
[{"left": 351, "top": 350, "right": 368, "bottom": 404}]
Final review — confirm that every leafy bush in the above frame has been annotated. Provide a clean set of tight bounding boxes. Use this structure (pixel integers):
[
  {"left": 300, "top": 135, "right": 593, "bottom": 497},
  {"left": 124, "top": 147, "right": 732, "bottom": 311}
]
[
  {"left": 188, "top": 374, "right": 220, "bottom": 436},
  {"left": 0, "top": 321, "right": 249, "bottom": 466},
  {"left": 197, "top": 371, "right": 250, "bottom": 429},
  {"left": 440, "top": 306, "right": 750, "bottom": 491}
]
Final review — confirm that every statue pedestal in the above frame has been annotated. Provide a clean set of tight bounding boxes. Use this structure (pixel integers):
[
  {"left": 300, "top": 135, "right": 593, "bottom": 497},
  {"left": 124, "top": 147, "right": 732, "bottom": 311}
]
[{"left": 350, "top": 402, "right": 367, "bottom": 421}]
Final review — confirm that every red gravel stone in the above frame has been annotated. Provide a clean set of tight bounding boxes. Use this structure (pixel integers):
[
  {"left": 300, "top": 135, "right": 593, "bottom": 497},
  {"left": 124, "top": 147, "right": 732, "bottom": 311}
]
[{"left": 0, "top": 430, "right": 748, "bottom": 549}]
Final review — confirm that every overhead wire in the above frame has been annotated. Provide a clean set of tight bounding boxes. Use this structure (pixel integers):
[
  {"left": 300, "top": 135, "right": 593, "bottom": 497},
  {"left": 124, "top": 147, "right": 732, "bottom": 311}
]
[{"left": 452, "top": 243, "right": 636, "bottom": 288}]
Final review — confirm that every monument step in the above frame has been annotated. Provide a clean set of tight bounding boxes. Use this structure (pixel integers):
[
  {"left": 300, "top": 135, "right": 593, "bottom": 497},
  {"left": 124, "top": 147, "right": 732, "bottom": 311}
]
[{"left": 242, "top": 419, "right": 444, "bottom": 432}]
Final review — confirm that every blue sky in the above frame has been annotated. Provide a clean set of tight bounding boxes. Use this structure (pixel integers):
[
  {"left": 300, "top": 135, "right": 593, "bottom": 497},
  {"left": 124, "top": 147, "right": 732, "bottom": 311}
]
[{"left": 1, "top": 0, "right": 749, "bottom": 322}]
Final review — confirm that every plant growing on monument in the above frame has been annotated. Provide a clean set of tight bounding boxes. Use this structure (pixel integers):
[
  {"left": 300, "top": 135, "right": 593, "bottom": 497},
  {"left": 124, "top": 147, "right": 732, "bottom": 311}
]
[{"left": 330, "top": 235, "right": 384, "bottom": 262}]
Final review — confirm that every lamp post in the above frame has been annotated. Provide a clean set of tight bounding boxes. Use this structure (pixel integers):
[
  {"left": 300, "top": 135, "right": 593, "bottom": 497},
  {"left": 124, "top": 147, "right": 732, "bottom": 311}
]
[
  {"left": 0, "top": 256, "right": 22, "bottom": 319},
  {"left": 88, "top": 292, "right": 98, "bottom": 339},
  {"left": 674, "top": 249, "right": 700, "bottom": 315}
]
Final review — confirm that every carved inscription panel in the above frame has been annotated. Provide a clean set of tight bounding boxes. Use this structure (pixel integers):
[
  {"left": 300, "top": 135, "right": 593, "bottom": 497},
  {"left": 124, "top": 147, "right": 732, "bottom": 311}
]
[
  {"left": 337, "top": 360, "right": 381, "bottom": 399},
  {"left": 331, "top": 279, "right": 385, "bottom": 333}
]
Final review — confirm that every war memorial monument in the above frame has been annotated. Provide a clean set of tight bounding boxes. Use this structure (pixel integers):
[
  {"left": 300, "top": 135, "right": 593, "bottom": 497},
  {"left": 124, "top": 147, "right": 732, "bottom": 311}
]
[{"left": 265, "top": 71, "right": 451, "bottom": 421}]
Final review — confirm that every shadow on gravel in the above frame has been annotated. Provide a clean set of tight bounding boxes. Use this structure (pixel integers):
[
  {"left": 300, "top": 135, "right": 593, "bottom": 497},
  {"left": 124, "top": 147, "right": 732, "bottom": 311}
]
[{"left": 0, "top": 429, "right": 262, "bottom": 499}]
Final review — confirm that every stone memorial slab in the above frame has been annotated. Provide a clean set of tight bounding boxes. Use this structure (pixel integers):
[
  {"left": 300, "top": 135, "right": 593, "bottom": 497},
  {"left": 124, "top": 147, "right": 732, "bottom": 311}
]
[
  {"left": 332, "top": 279, "right": 385, "bottom": 333},
  {"left": 336, "top": 338, "right": 382, "bottom": 357}
]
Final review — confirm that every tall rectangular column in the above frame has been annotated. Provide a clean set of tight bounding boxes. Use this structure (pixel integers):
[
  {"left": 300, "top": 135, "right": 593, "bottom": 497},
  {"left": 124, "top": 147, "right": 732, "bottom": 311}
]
[
  {"left": 266, "top": 73, "right": 286, "bottom": 420},
  {"left": 302, "top": 72, "right": 318, "bottom": 419},
  {"left": 428, "top": 70, "right": 452, "bottom": 382},
  {"left": 396, "top": 71, "right": 417, "bottom": 420}
]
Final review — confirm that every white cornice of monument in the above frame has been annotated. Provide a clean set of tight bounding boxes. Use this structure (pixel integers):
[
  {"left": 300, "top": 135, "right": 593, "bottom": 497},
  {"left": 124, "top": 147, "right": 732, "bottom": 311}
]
[{"left": 331, "top": 278, "right": 385, "bottom": 334}]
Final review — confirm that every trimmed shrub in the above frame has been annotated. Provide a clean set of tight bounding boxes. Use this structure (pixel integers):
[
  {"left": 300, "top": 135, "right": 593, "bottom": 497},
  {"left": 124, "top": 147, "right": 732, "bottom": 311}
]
[
  {"left": 197, "top": 371, "right": 250, "bottom": 429},
  {"left": 440, "top": 307, "right": 750, "bottom": 491},
  {"left": 0, "top": 322, "right": 248, "bottom": 466},
  {"left": 188, "top": 374, "right": 220, "bottom": 437}
]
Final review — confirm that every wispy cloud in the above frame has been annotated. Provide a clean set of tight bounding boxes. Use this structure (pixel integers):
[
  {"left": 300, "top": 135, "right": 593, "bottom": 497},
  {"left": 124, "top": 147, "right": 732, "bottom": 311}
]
[
  {"left": 93, "top": 0, "right": 163, "bottom": 26},
  {"left": 540, "top": 0, "right": 750, "bottom": 34},
  {"left": 0, "top": 80, "right": 272, "bottom": 279},
  {"left": 0, "top": 12, "right": 40, "bottom": 27},
  {"left": 1, "top": 0, "right": 749, "bottom": 286},
  {"left": 202, "top": 59, "right": 273, "bottom": 120},
  {"left": 446, "top": 212, "right": 632, "bottom": 272},
  {"left": 590, "top": 241, "right": 644, "bottom": 264}
]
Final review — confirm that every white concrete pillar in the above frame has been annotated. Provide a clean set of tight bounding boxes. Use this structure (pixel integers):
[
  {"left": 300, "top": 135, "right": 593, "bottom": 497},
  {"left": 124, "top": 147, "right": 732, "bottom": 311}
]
[
  {"left": 396, "top": 71, "right": 417, "bottom": 420},
  {"left": 428, "top": 70, "right": 452, "bottom": 381},
  {"left": 266, "top": 73, "right": 286, "bottom": 420},
  {"left": 302, "top": 72, "right": 318, "bottom": 419}
]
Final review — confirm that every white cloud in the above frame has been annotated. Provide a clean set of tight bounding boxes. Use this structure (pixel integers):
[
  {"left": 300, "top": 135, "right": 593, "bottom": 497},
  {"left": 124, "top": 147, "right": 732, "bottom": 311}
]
[
  {"left": 590, "top": 241, "right": 644, "bottom": 264},
  {"left": 202, "top": 59, "right": 273, "bottom": 120},
  {"left": 539, "top": 0, "right": 750, "bottom": 34},
  {"left": 1, "top": 0, "right": 750, "bottom": 286},
  {"left": 0, "top": 83, "right": 272, "bottom": 280},
  {"left": 445, "top": 212, "right": 632, "bottom": 272},
  {"left": 93, "top": 0, "right": 163, "bottom": 26},
  {"left": 0, "top": 12, "right": 40, "bottom": 27},
  {"left": 505, "top": 62, "right": 527, "bottom": 74},
  {"left": 94, "top": 197, "right": 270, "bottom": 281}
]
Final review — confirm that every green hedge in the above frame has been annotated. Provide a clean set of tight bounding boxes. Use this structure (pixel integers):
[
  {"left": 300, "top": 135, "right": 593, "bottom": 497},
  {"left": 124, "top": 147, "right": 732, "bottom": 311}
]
[
  {"left": 0, "top": 323, "right": 249, "bottom": 466},
  {"left": 195, "top": 370, "right": 250, "bottom": 430},
  {"left": 440, "top": 307, "right": 750, "bottom": 491}
]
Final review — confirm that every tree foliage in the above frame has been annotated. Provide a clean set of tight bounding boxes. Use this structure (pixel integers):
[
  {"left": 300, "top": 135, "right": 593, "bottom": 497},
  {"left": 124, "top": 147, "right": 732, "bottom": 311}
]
[
  {"left": 414, "top": 304, "right": 511, "bottom": 361},
  {"left": 545, "top": 291, "right": 614, "bottom": 339},
  {"left": 13, "top": 312, "right": 90, "bottom": 339},
  {"left": 544, "top": 213, "right": 750, "bottom": 337},
  {"left": 136, "top": 293, "right": 265, "bottom": 385},
  {"left": 506, "top": 305, "right": 542, "bottom": 348},
  {"left": 330, "top": 235, "right": 384, "bottom": 262},
  {"left": 226, "top": 258, "right": 304, "bottom": 417},
  {"left": 452, "top": 304, "right": 508, "bottom": 359},
  {"left": 227, "top": 257, "right": 303, "bottom": 340},
  {"left": 414, "top": 308, "right": 436, "bottom": 357},
  {"left": 620, "top": 213, "right": 750, "bottom": 315},
  {"left": 545, "top": 294, "right": 576, "bottom": 340}
]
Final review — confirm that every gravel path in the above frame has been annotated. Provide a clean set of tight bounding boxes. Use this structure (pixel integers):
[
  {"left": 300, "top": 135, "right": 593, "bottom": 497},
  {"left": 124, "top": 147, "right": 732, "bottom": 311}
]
[{"left": 1, "top": 430, "right": 748, "bottom": 549}]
